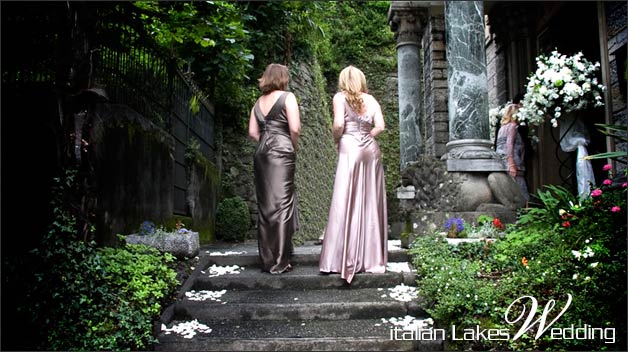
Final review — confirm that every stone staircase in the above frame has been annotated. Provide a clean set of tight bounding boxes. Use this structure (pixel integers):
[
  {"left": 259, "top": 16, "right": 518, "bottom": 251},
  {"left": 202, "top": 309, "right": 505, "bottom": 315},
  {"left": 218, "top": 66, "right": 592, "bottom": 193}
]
[{"left": 155, "top": 240, "right": 443, "bottom": 351}]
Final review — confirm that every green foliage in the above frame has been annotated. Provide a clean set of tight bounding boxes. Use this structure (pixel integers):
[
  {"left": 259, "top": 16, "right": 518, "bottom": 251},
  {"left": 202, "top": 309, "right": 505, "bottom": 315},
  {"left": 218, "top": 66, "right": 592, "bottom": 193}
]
[
  {"left": 409, "top": 169, "right": 627, "bottom": 350},
  {"left": 23, "top": 171, "right": 179, "bottom": 350},
  {"left": 316, "top": 1, "right": 396, "bottom": 83},
  {"left": 584, "top": 123, "right": 628, "bottom": 164},
  {"left": 133, "top": 1, "right": 255, "bottom": 122},
  {"left": 216, "top": 196, "right": 250, "bottom": 242}
]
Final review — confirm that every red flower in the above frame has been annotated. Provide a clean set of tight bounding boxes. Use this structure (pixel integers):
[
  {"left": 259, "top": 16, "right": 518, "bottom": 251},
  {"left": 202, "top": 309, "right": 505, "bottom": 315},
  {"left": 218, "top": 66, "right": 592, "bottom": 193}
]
[
  {"left": 611, "top": 206, "right": 621, "bottom": 213},
  {"left": 591, "top": 189, "right": 602, "bottom": 197},
  {"left": 602, "top": 179, "right": 612, "bottom": 185},
  {"left": 603, "top": 164, "right": 612, "bottom": 171},
  {"left": 493, "top": 218, "right": 504, "bottom": 230},
  {"left": 562, "top": 221, "right": 571, "bottom": 227}
]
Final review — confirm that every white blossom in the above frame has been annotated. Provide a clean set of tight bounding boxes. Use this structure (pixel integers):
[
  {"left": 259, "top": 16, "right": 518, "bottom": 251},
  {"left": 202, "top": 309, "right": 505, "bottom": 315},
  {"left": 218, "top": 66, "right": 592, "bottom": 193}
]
[{"left": 518, "top": 51, "right": 605, "bottom": 129}]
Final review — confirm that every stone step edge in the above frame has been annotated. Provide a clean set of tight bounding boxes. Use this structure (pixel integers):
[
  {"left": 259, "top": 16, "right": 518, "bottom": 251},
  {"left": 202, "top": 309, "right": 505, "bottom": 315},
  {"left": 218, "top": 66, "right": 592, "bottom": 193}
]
[
  {"left": 172, "top": 300, "right": 426, "bottom": 321},
  {"left": 155, "top": 336, "right": 443, "bottom": 351},
  {"left": 204, "top": 252, "right": 410, "bottom": 266},
  {"left": 192, "top": 271, "right": 417, "bottom": 291}
]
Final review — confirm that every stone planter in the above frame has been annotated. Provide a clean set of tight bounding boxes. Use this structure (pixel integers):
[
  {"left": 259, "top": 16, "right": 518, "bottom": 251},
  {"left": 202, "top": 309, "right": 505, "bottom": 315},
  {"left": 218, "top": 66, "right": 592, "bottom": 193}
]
[
  {"left": 400, "top": 232, "right": 416, "bottom": 249},
  {"left": 125, "top": 232, "right": 200, "bottom": 259}
]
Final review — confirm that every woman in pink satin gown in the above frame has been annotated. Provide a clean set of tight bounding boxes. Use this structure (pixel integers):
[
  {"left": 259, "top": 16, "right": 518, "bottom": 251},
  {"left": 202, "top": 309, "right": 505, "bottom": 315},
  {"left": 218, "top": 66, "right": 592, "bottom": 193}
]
[{"left": 319, "top": 65, "right": 388, "bottom": 284}]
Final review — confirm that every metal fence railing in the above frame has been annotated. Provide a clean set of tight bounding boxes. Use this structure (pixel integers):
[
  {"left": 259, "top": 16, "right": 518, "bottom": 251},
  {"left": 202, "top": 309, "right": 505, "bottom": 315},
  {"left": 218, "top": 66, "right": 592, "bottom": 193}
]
[{"left": 2, "top": 2, "right": 215, "bottom": 216}]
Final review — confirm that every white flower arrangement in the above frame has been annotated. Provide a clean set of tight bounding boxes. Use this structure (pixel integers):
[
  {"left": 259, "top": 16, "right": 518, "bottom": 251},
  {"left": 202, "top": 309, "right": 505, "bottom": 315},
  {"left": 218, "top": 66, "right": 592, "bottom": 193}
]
[{"left": 517, "top": 50, "right": 605, "bottom": 128}]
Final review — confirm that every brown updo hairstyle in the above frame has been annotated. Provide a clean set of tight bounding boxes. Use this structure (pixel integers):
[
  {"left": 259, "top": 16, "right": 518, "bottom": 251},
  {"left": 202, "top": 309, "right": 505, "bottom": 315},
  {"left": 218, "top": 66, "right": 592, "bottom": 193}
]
[{"left": 258, "top": 63, "right": 289, "bottom": 95}]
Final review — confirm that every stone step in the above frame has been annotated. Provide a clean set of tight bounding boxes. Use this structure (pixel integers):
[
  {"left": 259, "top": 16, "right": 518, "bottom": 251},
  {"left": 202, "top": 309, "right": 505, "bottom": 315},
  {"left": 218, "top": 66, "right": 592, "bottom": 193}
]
[
  {"left": 156, "top": 318, "right": 444, "bottom": 351},
  {"left": 205, "top": 246, "right": 408, "bottom": 267},
  {"left": 193, "top": 264, "right": 416, "bottom": 291},
  {"left": 174, "top": 288, "right": 426, "bottom": 321},
  {"left": 203, "top": 241, "right": 409, "bottom": 267},
  {"left": 157, "top": 336, "right": 417, "bottom": 351}
]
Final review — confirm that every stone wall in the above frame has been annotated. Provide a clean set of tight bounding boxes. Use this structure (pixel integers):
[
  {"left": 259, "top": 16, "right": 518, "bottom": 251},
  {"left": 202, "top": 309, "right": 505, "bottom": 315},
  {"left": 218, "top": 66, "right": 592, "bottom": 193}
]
[
  {"left": 219, "top": 126, "right": 257, "bottom": 233},
  {"left": 291, "top": 60, "right": 338, "bottom": 243},
  {"left": 186, "top": 150, "right": 219, "bottom": 243},
  {"left": 421, "top": 11, "right": 449, "bottom": 158},
  {"left": 605, "top": 1, "right": 627, "bottom": 175},
  {"left": 91, "top": 104, "right": 175, "bottom": 245},
  {"left": 484, "top": 17, "right": 508, "bottom": 109},
  {"left": 365, "top": 69, "right": 401, "bottom": 223},
  {"left": 89, "top": 103, "right": 220, "bottom": 245}
]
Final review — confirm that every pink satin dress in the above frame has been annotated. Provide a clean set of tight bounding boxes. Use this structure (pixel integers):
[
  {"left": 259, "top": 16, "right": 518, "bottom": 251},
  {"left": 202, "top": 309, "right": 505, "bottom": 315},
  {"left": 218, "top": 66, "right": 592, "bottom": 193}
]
[{"left": 319, "top": 97, "right": 388, "bottom": 284}]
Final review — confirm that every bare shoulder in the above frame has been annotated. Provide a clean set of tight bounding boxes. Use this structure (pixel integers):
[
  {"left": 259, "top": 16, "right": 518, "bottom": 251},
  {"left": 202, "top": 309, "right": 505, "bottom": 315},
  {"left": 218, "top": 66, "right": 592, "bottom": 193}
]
[
  {"left": 284, "top": 91, "right": 298, "bottom": 103},
  {"left": 363, "top": 93, "right": 380, "bottom": 106}
]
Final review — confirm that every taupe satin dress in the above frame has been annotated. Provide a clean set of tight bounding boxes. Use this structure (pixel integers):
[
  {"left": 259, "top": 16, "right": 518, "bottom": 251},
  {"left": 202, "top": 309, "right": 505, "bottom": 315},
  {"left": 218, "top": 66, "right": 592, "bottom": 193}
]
[
  {"left": 319, "top": 97, "right": 388, "bottom": 284},
  {"left": 253, "top": 92, "right": 299, "bottom": 274}
]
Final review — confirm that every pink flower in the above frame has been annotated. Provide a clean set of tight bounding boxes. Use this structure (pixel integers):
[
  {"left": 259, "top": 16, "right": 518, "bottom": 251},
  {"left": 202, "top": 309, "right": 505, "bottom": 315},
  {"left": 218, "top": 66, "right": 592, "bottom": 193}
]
[
  {"left": 611, "top": 206, "right": 621, "bottom": 213},
  {"left": 623, "top": 182, "right": 628, "bottom": 188},
  {"left": 591, "top": 189, "right": 603, "bottom": 197},
  {"left": 603, "top": 164, "right": 612, "bottom": 171},
  {"left": 602, "top": 179, "right": 612, "bottom": 185}
]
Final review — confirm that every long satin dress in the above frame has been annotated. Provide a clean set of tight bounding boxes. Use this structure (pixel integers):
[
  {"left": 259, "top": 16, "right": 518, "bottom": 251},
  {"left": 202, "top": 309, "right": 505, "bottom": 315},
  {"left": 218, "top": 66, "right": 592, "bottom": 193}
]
[
  {"left": 253, "top": 92, "right": 299, "bottom": 274},
  {"left": 319, "top": 97, "right": 388, "bottom": 284}
]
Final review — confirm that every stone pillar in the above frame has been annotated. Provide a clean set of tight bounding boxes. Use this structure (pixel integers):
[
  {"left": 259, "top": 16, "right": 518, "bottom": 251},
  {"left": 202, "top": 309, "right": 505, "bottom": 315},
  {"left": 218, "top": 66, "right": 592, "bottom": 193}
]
[
  {"left": 442, "top": 0, "right": 503, "bottom": 171},
  {"left": 388, "top": 2, "right": 428, "bottom": 170}
]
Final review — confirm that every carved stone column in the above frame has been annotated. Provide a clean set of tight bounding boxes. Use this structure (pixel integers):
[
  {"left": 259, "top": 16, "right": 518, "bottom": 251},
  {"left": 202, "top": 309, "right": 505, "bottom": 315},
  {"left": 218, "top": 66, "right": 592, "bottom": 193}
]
[
  {"left": 389, "top": 2, "right": 428, "bottom": 170},
  {"left": 442, "top": 0, "right": 503, "bottom": 172}
]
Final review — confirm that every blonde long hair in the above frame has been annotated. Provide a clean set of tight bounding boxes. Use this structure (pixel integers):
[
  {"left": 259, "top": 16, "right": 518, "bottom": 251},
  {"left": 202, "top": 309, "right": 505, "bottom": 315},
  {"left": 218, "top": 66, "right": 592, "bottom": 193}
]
[
  {"left": 338, "top": 66, "right": 368, "bottom": 113},
  {"left": 501, "top": 104, "right": 520, "bottom": 125}
]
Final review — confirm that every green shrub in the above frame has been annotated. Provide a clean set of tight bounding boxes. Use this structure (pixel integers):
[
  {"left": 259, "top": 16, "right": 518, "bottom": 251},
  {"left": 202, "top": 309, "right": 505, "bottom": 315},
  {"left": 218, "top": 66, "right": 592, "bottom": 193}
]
[
  {"left": 216, "top": 196, "right": 250, "bottom": 242},
  {"left": 408, "top": 166, "right": 627, "bottom": 351},
  {"left": 23, "top": 170, "right": 179, "bottom": 351}
]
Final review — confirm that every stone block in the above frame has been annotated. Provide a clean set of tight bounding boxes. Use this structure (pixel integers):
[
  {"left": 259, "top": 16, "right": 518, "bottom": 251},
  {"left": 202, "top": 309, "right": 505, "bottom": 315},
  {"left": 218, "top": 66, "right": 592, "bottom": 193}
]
[
  {"left": 435, "top": 144, "right": 447, "bottom": 158},
  {"left": 429, "top": 69, "right": 443, "bottom": 79},
  {"left": 126, "top": 232, "right": 200, "bottom": 259},
  {"left": 432, "top": 51, "right": 446, "bottom": 60},
  {"left": 397, "top": 185, "right": 416, "bottom": 199},
  {"left": 433, "top": 91, "right": 448, "bottom": 111},
  {"left": 432, "top": 60, "right": 448, "bottom": 69},
  {"left": 435, "top": 131, "right": 449, "bottom": 142},
  {"left": 476, "top": 203, "right": 518, "bottom": 224},
  {"left": 456, "top": 173, "right": 494, "bottom": 211},
  {"left": 431, "top": 41, "right": 445, "bottom": 51},
  {"left": 487, "top": 172, "right": 527, "bottom": 210},
  {"left": 434, "top": 121, "right": 448, "bottom": 132},
  {"left": 433, "top": 79, "right": 448, "bottom": 88}
]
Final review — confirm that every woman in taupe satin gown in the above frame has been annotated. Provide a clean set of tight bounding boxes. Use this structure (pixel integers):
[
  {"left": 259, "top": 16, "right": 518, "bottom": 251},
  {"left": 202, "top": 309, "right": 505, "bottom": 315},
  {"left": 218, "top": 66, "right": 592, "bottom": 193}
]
[
  {"left": 248, "top": 63, "right": 301, "bottom": 274},
  {"left": 319, "top": 66, "right": 388, "bottom": 284}
]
